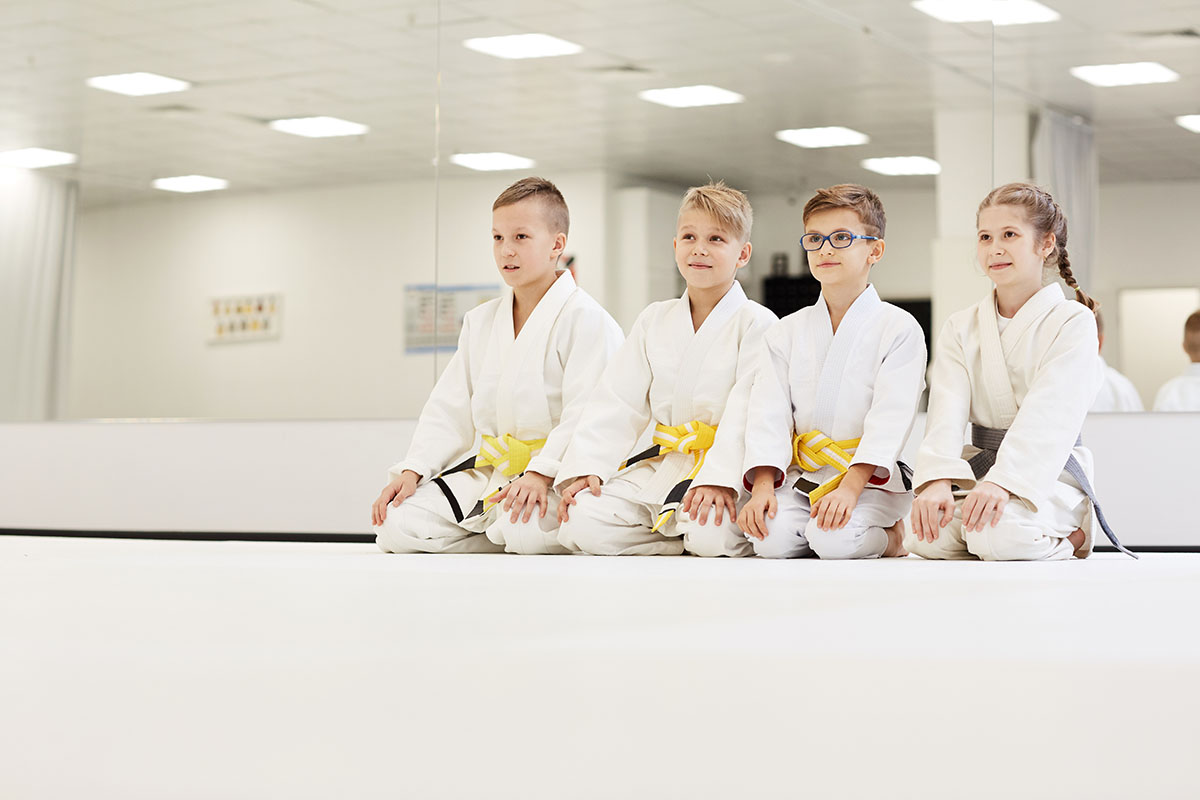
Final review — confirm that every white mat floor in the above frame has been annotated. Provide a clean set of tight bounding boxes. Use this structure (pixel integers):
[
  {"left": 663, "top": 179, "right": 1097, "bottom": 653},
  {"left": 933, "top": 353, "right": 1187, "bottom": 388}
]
[{"left": 3, "top": 535, "right": 1198, "bottom": 799}]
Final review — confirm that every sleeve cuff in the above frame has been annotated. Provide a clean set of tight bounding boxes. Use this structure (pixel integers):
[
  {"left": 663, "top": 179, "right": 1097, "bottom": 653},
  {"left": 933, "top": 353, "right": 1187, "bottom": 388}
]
[{"left": 525, "top": 456, "right": 559, "bottom": 482}]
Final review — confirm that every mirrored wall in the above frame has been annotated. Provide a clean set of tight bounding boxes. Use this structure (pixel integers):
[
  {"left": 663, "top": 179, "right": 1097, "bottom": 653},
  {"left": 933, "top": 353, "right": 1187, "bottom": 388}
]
[{"left": 2, "top": 0, "right": 1197, "bottom": 422}]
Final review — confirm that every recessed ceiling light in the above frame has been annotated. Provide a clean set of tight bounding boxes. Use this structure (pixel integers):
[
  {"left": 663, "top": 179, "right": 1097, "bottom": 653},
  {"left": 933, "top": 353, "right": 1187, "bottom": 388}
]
[
  {"left": 775, "top": 126, "right": 869, "bottom": 148},
  {"left": 1069, "top": 62, "right": 1180, "bottom": 87},
  {"left": 1176, "top": 115, "right": 1200, "bottom": 133},
  {"left": 449, "top": 152, "right": 536, "bottom": 171},
  {"left": 86, "top": 72, "right": 191, "bottom": 96},
  {"left": 152, "top": 175, "right": 229, "bottom": 193},
  {"left": 0, "top": 147, "right": 78, "bottom": 169},
  {"left": 463, "top": 33, "right": 583, "bottom": 59},
  {"left": 912, "top": 0, "right": 1060, "bottom": 25},
  {"left": 638, "top": 85, "right": 744, "bottom": 108},
  {"left": 861, "top": 156, "right": 942, "bottom": 176},
  {"left": 268, "top": 116, "right": 369, "bottom": 138}
]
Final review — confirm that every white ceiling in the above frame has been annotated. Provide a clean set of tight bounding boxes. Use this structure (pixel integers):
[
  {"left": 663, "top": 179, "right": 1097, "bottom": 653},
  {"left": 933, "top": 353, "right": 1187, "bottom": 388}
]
[{"left": 1, "top": 0, "right": 1197, "bottom": 207}]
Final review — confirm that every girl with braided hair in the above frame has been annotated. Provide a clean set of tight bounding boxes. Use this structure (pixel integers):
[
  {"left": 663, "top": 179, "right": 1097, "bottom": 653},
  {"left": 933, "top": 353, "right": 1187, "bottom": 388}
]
[{"left": 905, "top": 182, "right": 1134, "bottom": 560}]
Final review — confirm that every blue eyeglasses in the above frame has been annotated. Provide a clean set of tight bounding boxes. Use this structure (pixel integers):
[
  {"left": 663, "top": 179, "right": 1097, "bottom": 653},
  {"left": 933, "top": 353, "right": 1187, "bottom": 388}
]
[{"left": 800, "top": 231, "right": 880, "bottom": 251}]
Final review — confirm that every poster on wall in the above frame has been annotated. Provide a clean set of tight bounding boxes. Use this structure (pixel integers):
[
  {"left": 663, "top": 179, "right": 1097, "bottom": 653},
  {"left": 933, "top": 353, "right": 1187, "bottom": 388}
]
[
  {"left": 209, "top": 293, "right": 282, "bottom": 344},
  {"left": 405, "top": 284, "right": 499, "bottom": 354}
]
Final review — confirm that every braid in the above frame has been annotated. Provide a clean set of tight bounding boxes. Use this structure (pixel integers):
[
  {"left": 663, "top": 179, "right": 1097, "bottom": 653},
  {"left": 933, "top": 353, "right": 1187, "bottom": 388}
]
[{"left": 1055, "top": 246, "right": 1099, "bottom": 312}]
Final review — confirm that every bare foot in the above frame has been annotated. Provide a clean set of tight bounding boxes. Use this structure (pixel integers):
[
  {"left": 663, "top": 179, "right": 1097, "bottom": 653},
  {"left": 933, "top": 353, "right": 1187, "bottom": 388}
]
[
  {"left": 883, "top": 519, "right": 909, "bottom": 558},
  {"left": 1068, "top": 527, "right": 1087, "bottom": 558}
]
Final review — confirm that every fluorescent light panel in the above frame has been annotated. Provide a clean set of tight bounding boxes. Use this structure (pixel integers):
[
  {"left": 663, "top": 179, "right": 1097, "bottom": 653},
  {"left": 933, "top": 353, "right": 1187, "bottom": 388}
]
[
  {"left": 86, "top": 72, "right": 191, "bottom": 96},
  {"left": 1176, "top": 115, "right": 1200, "bottom": 134},
  {"left": 776, "top": 126, "right": 869, "bottom": 148},
  {"left": 912, "top": 0, "right": 1060, "bottom": 25},
  {"left": 153, "top": 175, "right": 229, "bottom": 193},
  {"left": 268, "top": 116, "right": 369, "bottom": 137},
  {"left": 638, "top": 85, "right": 743, "bottom": 108},
  {"left": 1070, "top": 62, "right": 1179, "bottom": 87},
  {"left": 463, "top": 33, "right": 582, "bottom": 59},
  {"left": 0, "top": 147, "right": 78, "bottom": 168},
  {"left": 450, "top": 153, "right": 536, "bottom": 171},
  {"left": 861, "top": 156, "right": 941, "bottom": 176}
]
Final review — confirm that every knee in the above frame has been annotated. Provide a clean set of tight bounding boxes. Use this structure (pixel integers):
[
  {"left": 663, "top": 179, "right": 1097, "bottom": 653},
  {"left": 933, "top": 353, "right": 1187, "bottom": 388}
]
[
  {"left": 751, "top": 518, "right": 810, "bottom": 559},
  {"left": 374, "top": 503, "right": 428, "bottom": 553},
  {"left": 678, "top": 516, "right": 752, "bottom": 558},
  {"left": 492, "top": 516, "right": 567, "bottom": 555},
  {"left": 806, "top": 523, "right": 884, "bottom": 560},
  {"left": 965, "top": 519, "right": 1058, "bottom": 561}
]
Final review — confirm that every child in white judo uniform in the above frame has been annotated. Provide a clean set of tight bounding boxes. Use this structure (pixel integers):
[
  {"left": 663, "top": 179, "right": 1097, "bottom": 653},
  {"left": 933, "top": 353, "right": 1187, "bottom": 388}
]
[
  {"left": 738, "top": 184, "right": 926, "bottom": 559},
  {"left": 1090, "top": 311, "right": 1143, "bottom": 413},
  {"left": 1153, "top": 310, "right": 1200, "bottom": 412},
  {"left": 906, "top": 182, "right": 1134, "bottom": 560},
  {"left": 371, "top": 177, "right": 623, "bottom": 554},
  {"left": 555, "top": 181, "right": 777, "bottom": 556}
]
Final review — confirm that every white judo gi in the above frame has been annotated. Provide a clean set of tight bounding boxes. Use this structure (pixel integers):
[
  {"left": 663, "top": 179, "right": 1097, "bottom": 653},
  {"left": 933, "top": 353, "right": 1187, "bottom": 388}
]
[
  {"left": 1153, "top": 363, "right": 1200, "bottom": 412},
  {"left": 1090, "top": 356, "right": 1143, "bottom": 412},
  {"left": 556, "top": 281, "right": 776, "bottom": 556},
  {"left": 742, "top": 285, "right": 927, "bottom": 559},
  {"left": 375, "top": 270, "right": 623, "bottom": 554},
  {"left": 905, "top": 284, "right": 1107, "bottom": 561}
]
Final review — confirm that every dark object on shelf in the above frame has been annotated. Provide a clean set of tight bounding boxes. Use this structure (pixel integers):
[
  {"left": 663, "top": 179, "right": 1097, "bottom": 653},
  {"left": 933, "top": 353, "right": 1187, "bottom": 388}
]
[{"left": 762, "top": 274, "right": 822, "bottom": 317}]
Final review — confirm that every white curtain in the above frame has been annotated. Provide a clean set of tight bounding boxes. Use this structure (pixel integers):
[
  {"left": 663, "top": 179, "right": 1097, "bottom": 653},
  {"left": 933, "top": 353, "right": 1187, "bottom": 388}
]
[
  {"left": 1032, "top": 109, "right": 1098, "bottom": 289},
  {"left": 0, "top": 169, "right": 77, "bottom": 421}
]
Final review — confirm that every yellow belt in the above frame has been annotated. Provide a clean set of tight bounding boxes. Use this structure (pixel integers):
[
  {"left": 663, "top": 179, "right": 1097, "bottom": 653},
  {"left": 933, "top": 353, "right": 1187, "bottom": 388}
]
[
  {"left": 475, "top": 434, "right": 546, "bottom": 511},
  {"left": 633, "top": 421, "right": 717, "bottom": 532},
  {"left": 792, "top": 429, "right": 861, "bottom": 505}
]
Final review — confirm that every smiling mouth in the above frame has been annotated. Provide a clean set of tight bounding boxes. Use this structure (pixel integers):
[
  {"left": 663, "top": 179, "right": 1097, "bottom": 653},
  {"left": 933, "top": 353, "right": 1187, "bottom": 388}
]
[
  {"left": 503, "top": 265, "right": 519, "bottom": 270},
  {"left": 688, "top": 263, "right": 712, "bottom": 269}
]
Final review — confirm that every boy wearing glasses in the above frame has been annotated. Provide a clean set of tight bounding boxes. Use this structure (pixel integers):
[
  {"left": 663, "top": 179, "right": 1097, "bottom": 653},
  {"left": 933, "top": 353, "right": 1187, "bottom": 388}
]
[{"left": 737, "top": 184, "right": 927, "bottom": 559}]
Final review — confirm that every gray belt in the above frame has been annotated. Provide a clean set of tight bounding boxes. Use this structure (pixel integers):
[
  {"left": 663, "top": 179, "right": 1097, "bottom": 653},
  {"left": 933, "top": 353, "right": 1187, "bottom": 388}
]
[{"left": 968, "top": 425, "right": 1135, "bottom": 559}]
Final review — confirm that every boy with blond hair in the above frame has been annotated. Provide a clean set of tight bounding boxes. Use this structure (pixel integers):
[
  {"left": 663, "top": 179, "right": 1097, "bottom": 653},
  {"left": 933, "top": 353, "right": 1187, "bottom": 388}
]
[
  {"left": 739, "top": 184, "right": 926, "bottom": 559},
  {"left": 556, "top": 181, "right": 777, "bottom": 556},
  {"left": 1153, "top": 310, "right": 1200, "bottom": 411},
  {"left": 372, "top": 177, "right": 623, "bottom": 554}
]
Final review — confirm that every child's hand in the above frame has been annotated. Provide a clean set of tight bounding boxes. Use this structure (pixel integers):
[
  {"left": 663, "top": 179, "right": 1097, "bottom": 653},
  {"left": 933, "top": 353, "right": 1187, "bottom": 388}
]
[
  {"left": 681, "top": 485, "right": 737, "bottom": 526},
  {"left": 489, "top": 471, "right": 553, "bottom": 524},
  {"left": 912, "top": 479, "right": 954, "bottom": 542},
  {"left": 737, "top": 487, "right": 777, "bottom": 541},
  {"left": 372, "top": 470, "right": 420, "bottom": 527},
  {"left": 811, "top": 485, "right": 859, "bottom": 531},
  {"left": 558, "top": 475, "right": 602, "bottom": 523},
  {"left": 961, "top": 480, "right": 1010, "bottom": 533}
]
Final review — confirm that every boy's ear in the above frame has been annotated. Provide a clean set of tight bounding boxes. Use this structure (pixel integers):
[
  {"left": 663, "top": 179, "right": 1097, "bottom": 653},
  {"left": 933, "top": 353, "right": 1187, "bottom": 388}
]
[
  {"left": 552, "top": 232, "right": 567, "bottom": 256},
  {"left": 869, "top": 238, "right": 886, "bottom": 265},
  {"left": 737, "top": 240, "right": 752, "bottom": 268}
]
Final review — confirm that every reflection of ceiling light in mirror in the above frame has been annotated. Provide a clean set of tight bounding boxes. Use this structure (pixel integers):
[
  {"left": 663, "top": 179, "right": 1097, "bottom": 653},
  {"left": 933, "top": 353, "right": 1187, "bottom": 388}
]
[
  {"left": 269, "top": 117, "right": 369, "bottom": 137},
  {"left": 1070, "top": 62, "right": 1180, "bottom": 87},
  {"left": 1177, "top": 115, "right": 1200, "bottom": 133},
  {"left": 776, "top": 127, "right": 869, "bottom": 148},
  {"left": 0, "top": 147, "right": 78, "bottom": 169},
  {"left": 861, "top": 157, "right": 941, "bottom": 176},
  {"left": 912, "top": 0, "right": 1059, "bottom": 25},
  {"left": 638, "top": 85, "right": 744, "bottom": 108},
  {"left": 463, "top": 34, "right": 582, "bottom": 59},
  {"left": 152, "top": 175, "right": 229, "bottom": 193},
  {"left": 86, "top": 72, "right": 191, "bottom": 96},
  {"left": 449, "top": 153, "right": 536, "bottom": 171}
]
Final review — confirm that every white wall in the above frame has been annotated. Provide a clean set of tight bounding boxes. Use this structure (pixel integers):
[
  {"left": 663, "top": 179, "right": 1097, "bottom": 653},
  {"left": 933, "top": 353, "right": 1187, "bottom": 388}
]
[
  {"left": 1094, "top": 181, "right": 1200, "bottom": 404},
  {"left": 66, "top": 171, "right": 613, "bottom": 421}
]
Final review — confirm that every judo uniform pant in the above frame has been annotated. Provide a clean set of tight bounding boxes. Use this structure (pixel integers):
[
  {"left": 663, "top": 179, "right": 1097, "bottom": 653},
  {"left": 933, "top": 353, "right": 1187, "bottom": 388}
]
[
  {"left": 557, "top": 474, "right": 752, "bottom": 557},
  {"left": 752, "top": 484, "right": 911, "bottom": 560},
  {"left": 375, "top": 482, "right": 570, "bottom": 555},
  {"left": 903, "top": 494, "right": 1077, "bottom": 561}
]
